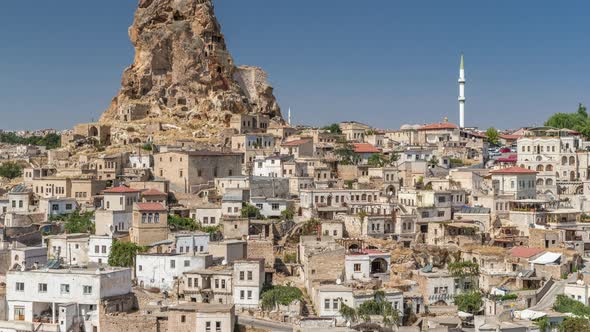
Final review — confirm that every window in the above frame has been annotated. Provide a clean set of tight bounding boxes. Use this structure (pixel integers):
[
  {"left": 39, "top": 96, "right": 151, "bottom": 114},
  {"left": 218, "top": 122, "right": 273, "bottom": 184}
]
[
  {"left": 216, "top": 322, "right": 221, "bottom": 332},
  {"left": 437, "top": 211, "right": 445, "bottom": 217},
  {"left": 181, "top": 315, "right": 186, "bottom": 323},
  {"left": 333, "top": 299, "right": 339, "bottom": 309},
  {"left": 271, "top": 203, "right": 280, "bottom": 210},
  {"left": 188, "top": 278, "right": 193, "bottom": 287},
  {"left": 203, "top": 217, "right": 209, "bottom": 224},
  {"left": 239, "top": 271, "right": 245, "bottom": 280},
  {"left": 95, "top": 245, "right": 100, "bottom": 253},
  {"left": 60, "top": 284, "right": 70, "bottom": 294},
  {"left": 215, "top": 279, "right": 219, "bottom": 289},
  {"left": 83, "top": 285, "right": 92, "bottom": 295},
  {"left": 247, "top": 271, "right": 253, "bottom": 280},
  {"left": 102, "top": 245, "right": 107, "bottom": 254},
  {"left": 184, "top": 260, "right": 190, "bottom": 267},
  {"left": 39, "top": 283, "right": 47, "bottom": 293},
  {"left": 205, "top": 322, "right": 211, "bottom": 332},
  {"left": 354, "top": 263, "right": 361, "bottom": 272},
  {"left": 16, "top": 282, "right": 24, "bottom": 292},
  {"left": 170, "top": 260, "right": 176, "bottom": 269},
  {"left": 324, "top": 299, "right": 330, "bottom": 309},
  {"left": 247, "top": 290, "right": 252, "bottom": 299},
  {"left": 52, "top": 204, "right": 59, "bottom": 211},
  {"left": 221, "top": 279, "right": 226, "bottom": 289},
  {"left": 138, "top": 265, "right": 143, "bottom": 271},
  {"left": 154, "top": 213, "right": 160, "bottom": 223},
  {"left": 240, "top": 290, "right": 245, "bottom": 299}
]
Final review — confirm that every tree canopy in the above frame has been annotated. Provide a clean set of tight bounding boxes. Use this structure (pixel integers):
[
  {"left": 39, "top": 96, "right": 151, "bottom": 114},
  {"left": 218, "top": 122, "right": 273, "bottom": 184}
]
[
  {"left": 0, "top": 132, "right": 61, "bottom": 149},
  {"left": 339, "top": 291, "right": 401, "bottom": 327},
  {"left": 322, "top": 123, "right": 342, "bottom": 134},
  {"left": 545, "top": 103, "right": 590, "bottom": 137},
  {"left": 454, "top": 291, "right": 483, "bottom": 314},
  {"left": 241, "top": 203, "right": 262, "bottom": 219},
  {"left": 168, "top": 215, "right": 220, "bottom": 234},
  {"left": 0, "top": 162, "right": 23, "bottom": 179},
  {"left": 108, "top": 241, "right": 147, "bottom": 267},
  {"left": 485, "top": 127, "right": 500, "bottom": 145},
  {"left": 52, "top": 211, "right": 95, "bottom": 234},
  {"left": 260, "top": 285, "right": 303, "bottom": 311}
]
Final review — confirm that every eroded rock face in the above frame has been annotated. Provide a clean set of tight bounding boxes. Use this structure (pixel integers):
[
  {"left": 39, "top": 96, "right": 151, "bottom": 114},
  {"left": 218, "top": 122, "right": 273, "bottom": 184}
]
[{"left": 100, "top": 0, "right": 282, "bottom": 145}]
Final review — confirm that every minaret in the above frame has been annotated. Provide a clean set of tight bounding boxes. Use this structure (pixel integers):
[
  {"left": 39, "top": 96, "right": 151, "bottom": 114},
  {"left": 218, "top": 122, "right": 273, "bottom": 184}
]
[
  {"left": 288, "top": 107, "right": 292, "bottom": 126},
  {"left": 458, "top": 54, "right": 466, "bottom": 128}
]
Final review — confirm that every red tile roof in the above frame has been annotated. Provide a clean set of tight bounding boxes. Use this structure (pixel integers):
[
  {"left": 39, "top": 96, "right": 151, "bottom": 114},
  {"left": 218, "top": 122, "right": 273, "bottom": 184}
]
[
  {"left": 282, "top": 139, "right": 311, "bottom": 147},
  {"left": 353, "top": 143, "right": 381, "bottom": 154},
  {"left": 509, "top": 247, "right": 544, "bottom": 258},
  {"left": 500, "top": 134, "right": 522, "bottom": 140},
  {"left": 136, "top": 202, "right": 167, "bottom": 211},
  {"left": 496, "top": 154, "right": 518, "bottom": 163},
  {"left": 103, "top": 186, "right": 142, "bottom": 194},
  {"left": 141, "top": 188, "right": 167, "bottom": 196},
  {"left": 490, "top": 166, "right": 537, "bottom": 175},
  {"left": 419, "top": 123, "right": 459, "bottom": 130}
]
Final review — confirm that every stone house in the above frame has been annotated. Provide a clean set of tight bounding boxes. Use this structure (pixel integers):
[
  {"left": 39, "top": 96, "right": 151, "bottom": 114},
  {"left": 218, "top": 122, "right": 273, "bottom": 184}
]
[
  {"left": 130, "top": 202, "right": 169, "bottom": 246},
  {"left": 182, "top": 266, "right": 233, "bottom": 304},
  {"left": 154, "top": 151, "right": 242, "bottom": 193},
  {"left": 232, "top": 258, "right": 265, "bottom": 309},
  {"left": 136, "top": 253, "right": 212, "bottom": 291},
  {"left": 280, "top": 139, "right": 314, "bottom": 158}
]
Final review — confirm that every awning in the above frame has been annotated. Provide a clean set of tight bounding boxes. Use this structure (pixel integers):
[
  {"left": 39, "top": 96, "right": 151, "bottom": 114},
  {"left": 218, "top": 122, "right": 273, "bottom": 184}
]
[
  {"left": 530, "top": 252, "right": 561, "bottom": 265},
  {"left": 514, "top": 309, "right": 547, "bottom": 320}
]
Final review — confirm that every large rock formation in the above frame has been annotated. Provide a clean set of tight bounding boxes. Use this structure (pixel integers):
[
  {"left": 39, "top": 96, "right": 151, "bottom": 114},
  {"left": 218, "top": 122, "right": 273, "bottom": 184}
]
[{"left": 100, "top": 0, "right": 282, "bottom": 146}]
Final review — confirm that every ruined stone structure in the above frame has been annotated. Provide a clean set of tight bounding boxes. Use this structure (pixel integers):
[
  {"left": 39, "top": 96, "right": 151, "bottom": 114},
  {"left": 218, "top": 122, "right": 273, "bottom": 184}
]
[{"left": 99, "top": 0, "right": 282, "bottom": 146}]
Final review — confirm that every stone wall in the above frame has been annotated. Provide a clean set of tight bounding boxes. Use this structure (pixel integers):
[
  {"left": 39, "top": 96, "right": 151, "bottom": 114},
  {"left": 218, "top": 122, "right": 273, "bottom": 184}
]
[
  {"left": 528, "top": 228, "right": 561, "bottom": 249},
  {"left": 99, "top": 314, "right": 166, "bottom": 332},
  {"left": 247, "top": 240, "right": 274, "bottom": 267}
]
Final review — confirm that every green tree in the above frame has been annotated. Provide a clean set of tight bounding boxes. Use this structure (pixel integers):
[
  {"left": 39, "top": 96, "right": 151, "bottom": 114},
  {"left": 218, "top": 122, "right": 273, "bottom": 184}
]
[
  {"left": 486, "top": 127, "right": 500, "bottom": 145},
  {"left": 322, "top": 123, "right": 342, "bottom": 134},
  {"left": 61, "top": 211, "right": 95, "bottom": 234},
  {"left": 389, "top": 151, "right": 400, "bottom": 165},
  {"left": 241, "top": 203, "right": 262, "bottom": 219},
  {"left": 108, "top": 241, "right": 146, "bottom": 267},
  {"left": 356, "top": 291, "right": 401, "bottom": 327},
  {"left": 335, "top": 143, "right": 358, "bottom": 165},
  {"left": 367, "top": 154, "right": 386, "bottom": 167},
  {"left": 357, "top": 210, "right": 368, "bottom": 234},
  {"left": 454, "top": 291, "right": 483, "bottom": 314},
  {"left": 545, "top": 103, "right": 590, "bottom": 138},
  {"left": 0, "top": 162, "right": 23, "bottom": 179},
  {"left": 168, "top": 215, "right": 221, "bottom": 234},
  {"left": 281, "top": 208, "right": 294, "bottom": 221},
  {"left": 534, "top": 317, "right": 549, "bottom": 332},
  {"left": 560, "top": 317, "right": 590, "bottom": 332},
  {"left": 339, "top": 303, "right": 358, "bottom": 324},
  {"left": 428, "top": 156, "right": 439, "bottom": 167},
  {"left": 0, "top": 132, "right": 60, "bottom": 149},
  {"left": 553, "top": 294, "right": 590, "bottom": 318},
  {"left": 260, "top": 285, "right": 303, "bottom": 311}
]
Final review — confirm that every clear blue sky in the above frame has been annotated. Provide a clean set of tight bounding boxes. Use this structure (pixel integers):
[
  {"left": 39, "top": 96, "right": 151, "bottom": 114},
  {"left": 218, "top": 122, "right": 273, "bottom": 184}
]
[{"left": 1, "top": 1, "right": 589, "bottom": 131}]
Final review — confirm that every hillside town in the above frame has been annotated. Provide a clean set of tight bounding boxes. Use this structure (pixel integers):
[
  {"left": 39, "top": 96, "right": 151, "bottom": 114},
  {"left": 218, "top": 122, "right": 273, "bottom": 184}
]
[{"left": 2, "top": 1, "right": 590, "bottom": 332}]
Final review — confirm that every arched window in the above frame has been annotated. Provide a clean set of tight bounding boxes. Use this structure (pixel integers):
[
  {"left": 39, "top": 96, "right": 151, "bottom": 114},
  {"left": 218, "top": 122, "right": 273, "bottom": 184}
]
[
  {"left": 536, "top": 165, "right": 544, "bottom": 172},
  {"left": 546, "top": 165, "right": 553, "bottom": 172},
  {"left": 536, "top": 178, "right": 544, "bottom": 186},
  {"left": 545, "top": 179, "right": 553, "bottom": 186},
  {"left": 562, "top": 156, "right": 568, "bottom": 165},
  {"left": 569, "top": 156, "right": 576, "bottom": 165}
]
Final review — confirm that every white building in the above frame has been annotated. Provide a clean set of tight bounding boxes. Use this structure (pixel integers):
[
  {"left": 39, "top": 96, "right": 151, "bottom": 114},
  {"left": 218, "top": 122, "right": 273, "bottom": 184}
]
[
  {"left": 136, "top": 253, "right": 212, "bottom": 291},
  {"left": 190, "top": 205, "right": 222, "bottom": 226},
  {"left": 233, "top": 259, "right": 265, "bottom": 309},
  {"left": 43, "top": 233, "right": 90, "bottom": 266},
  {"left": 10, "top": 246, "right": 47, "bottom": 271},
  {"left": 251, "top": 197, "right": 288, "bottom": 218},
  {"left": 5, "top": 266, "right": 131, "bottom": 331},
  {"left": 175, "top": 232, "right": 210, "bottom": 254},
  {"left": 88, "top": 235, "right": 113, "bottom": 265},
  {"left": 564, "top": 281, "right": 590, "bottom": 305},
  {"left": 129, "top": 154, "right": 153, "bottom": 169},
  {"left": 253, "top": 155, "right": 292, "bottom": 177},
  {"left": 344, "top": 249, "right": 390, "bottom": 282},
  {"left": 38, "top": 197, "right": 77, "bottom": 220},
  {"left": 490, "top": 166, "right": 537, "bottom": 200}
]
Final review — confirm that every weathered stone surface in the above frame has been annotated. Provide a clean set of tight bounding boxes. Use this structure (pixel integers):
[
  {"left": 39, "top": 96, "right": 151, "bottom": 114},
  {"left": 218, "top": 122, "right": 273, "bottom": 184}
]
[{"left": 100, "top": 0, "right": 282, "bottom": 146}]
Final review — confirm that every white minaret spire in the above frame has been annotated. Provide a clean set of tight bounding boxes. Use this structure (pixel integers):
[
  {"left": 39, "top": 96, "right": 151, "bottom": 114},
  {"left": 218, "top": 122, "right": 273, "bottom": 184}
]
[
  {"left": 458, "top": 53, "right": 466, "bottom": 128},
  {"left": 288, "top": 107, "right": 292, "bottom": 126}
]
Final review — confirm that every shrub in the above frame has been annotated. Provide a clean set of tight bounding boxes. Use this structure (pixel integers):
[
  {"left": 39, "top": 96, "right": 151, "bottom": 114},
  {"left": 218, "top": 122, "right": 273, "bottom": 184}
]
[{"left": 0, "top": 162, "right": 23, "bottom": 179}]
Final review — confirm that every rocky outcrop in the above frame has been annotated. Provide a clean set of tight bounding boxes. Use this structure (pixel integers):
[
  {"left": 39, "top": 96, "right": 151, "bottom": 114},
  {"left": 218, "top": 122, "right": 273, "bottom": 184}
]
[{"left": 100, "top": 0, "right": 282, "bottom": 145}]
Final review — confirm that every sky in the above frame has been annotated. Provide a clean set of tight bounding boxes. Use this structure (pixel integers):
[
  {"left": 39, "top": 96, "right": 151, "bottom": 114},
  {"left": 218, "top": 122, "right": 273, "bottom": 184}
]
[{"left": 1, "top": 1, "right": 589, "bottom": 131}]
